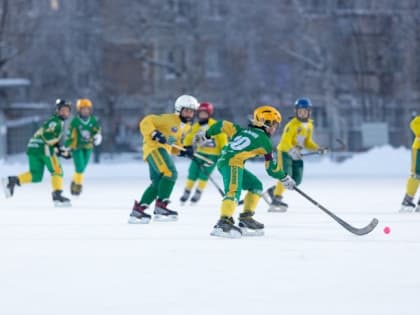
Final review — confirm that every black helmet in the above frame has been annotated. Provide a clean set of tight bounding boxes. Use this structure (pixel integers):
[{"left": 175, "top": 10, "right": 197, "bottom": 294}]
[{"left": 56, "top": 99, "right": 72, "bottom": 111}]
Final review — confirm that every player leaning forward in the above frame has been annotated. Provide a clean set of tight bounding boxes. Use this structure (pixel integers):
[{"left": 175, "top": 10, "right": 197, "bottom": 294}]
[
  {"left": 128, "top": 95, "right": 198, "bottom": 224},
  {"left": 400, "top": 114, "right": 420, "bottom": 212},
  {"left": 197, "top": 105, "right": 296, "bottom": 238},
  {"left": 65, "top": 98, "right": 102, "bottom": 196},
  {"left": 2, "top": 99, "right": 72, "bottom": 206}
]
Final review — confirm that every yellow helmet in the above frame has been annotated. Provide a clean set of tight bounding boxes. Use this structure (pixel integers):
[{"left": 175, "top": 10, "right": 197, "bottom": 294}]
[
  {"left": 76, "top": 98, "right": 93, "bottom": 111},
  {"left": 253, "top": 105, "right": 282, "bottom": 127}
]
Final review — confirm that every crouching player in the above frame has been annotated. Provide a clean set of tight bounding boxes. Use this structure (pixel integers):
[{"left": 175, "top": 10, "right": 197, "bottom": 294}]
[
  {"left": 197, "top": 105, "right": 296, "bottom": 238},
  {"left": 128, "top": 95, "right": 198, "bottom": 224}
]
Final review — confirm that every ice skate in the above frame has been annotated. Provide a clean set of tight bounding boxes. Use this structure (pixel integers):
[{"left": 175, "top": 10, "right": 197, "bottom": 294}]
[
  {"left": 210, "top": 217, "right": 242, "bottom": 238},
  {"left": 128, "top": 200, "right": 152, "bottom": 224},
  {"left": 70, "top": 182, "right": 83, "bottom": 197},
  {"left": 2, "top": 176, "right": 20, "bottom": 198},
  {"left": 268, "top": 195, "right": 288, "bottom": 212},
  {"left": 153, "top": 199, "right": 178, "bottom": 221},
  {"left": 179, "top": 189, "right": 191, "bottom": 205},
  {"left": 400, "top": 195, "right": 415, "bottom": 213},
  {"left": 238, "top": 212, "right": 264, "bottom": 236},
  {"left": 52, "top": 190, "right": 71, "bottom": 207},
  {"left": 190, "top": 189, "right": 202, "bottom": 204}
]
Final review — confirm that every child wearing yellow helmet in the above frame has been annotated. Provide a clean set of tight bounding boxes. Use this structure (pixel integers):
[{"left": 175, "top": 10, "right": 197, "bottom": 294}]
[
  {"left": 64, "top": 98, "right": 102, "bottom": 196},
  {"left": 196, "top": 105, "right": 296, "bottom": 238}
]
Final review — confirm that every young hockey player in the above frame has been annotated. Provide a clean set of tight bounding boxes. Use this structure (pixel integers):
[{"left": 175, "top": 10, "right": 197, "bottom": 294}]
[
  {"left": 2, "top": 99, "right": 72, "bottom": 207},
  {"left": 267, "top": 98, "right": 326, "bottom": 212},
  {"left": 179, "top": 102, "right": 228, "bottom": 204},
  {"left": 64, "top": 98, "right": 102, "bottom": 196},
  {"left": 128, "top": 95, "right": 199, "bottom": 224},
  {"left": 196, "top": 105, "right": 296, "bottom": 238},
  {"left": 400, "top": 114, "right": 420, "bottom": 212}
]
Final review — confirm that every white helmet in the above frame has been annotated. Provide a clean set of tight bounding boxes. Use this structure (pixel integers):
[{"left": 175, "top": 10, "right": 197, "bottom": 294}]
[{"left": 174, "top": 95, "right": 199, "bottom": 113}]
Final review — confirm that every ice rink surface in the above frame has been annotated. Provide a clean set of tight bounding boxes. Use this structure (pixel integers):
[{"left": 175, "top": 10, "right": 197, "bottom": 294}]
[{"left": 1, "top": 148, "right": 419, "bottom": 315}]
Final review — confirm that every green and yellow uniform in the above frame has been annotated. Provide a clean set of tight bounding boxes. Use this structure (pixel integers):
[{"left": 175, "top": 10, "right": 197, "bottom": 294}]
[
  {"left": 18, "top": 114, "right": 65, "bottom": 190},
  {"left": 182, "top": 118, "right": 228, "bottom": 192},
  {"left": 206, "top": 120, "right": 286, "bottom": 218},
  {"left": 138, "top": 113, "right": 191, "bottom": 205},
  {"left": 65, "top": 115, "right": 101, "bottom": 186},
  {"left": 273, "top": 117, "right": 319, "bottom": 197},
  {"left": 404, "top": 116, "right": 420, "bottom": 198}
]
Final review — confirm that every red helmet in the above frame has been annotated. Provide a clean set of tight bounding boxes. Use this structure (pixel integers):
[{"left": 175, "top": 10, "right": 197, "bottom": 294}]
[{"left": 198, "top": 102, "right": 214, "bottom": 116}]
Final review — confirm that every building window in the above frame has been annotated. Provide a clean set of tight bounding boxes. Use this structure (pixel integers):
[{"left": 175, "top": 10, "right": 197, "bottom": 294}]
[
  {"left": 163, "top": 49, "right": 185, "bottom": 80},
  {"left": 205, "top": 47, "right": 221, "bottom": 78}
]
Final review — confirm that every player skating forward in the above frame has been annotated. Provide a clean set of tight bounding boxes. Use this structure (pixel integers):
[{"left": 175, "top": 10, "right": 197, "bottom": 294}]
[
  {"left": 2, "top": 99, "right": 72, "bottom": 207},
  {"left": 179, "top": 102, "right": 228, "bottom": 205},
  {"left": 64, "top": 99, "right": 102, "bottom": 197},
  {"left": 267, "top": 98, "right": 326, "bottom": 212},
  {"left": 196, "top": 105, "right": 296, "bottom": 238},
  {"left": 128, "top": 95, "right": 198, "bottom": 224},
  {"left": 400, "top": 114, "right": 420, "bottom": 212}
]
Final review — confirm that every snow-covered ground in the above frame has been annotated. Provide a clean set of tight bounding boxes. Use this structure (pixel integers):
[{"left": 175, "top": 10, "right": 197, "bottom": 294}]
[{"left": 0, "top": 146, "right": 419, "bottom": 315}]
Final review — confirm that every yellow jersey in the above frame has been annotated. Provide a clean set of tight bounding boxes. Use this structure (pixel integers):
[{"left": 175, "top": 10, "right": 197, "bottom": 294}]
[
  {"left": 277, "top": 117, "right": 319, "bottom": 152},
  {"left": 410, "top": 116, "right": 420, "bottom": 149},
  {"left": 183, "top": 118, "right": 228, "bottom": 156},
  {"left": 140, "top": 113, "right": 191, "bottom": 160}
]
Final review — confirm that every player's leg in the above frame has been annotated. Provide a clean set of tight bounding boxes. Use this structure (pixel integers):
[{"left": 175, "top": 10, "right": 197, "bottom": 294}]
[
  {"left": 238, "top": 169, "right": 264, "bottom": 235},
  {"left": 401, "top": 149, "right": 420, "bottom": 212},
  {"left": 268, "top": 151, "right": 292, "bottom": 212},
  {"left": 2, "top": 154, "right": 44, "bottom": 198},
  {"left": 128, "top": 157, "right": 160, "bottom": 224},
  {"left": 70, "top": 149, "right": 87, "bottom": 196},
  {"left": 180, "top": 158, "right": 200, "bottom": 204},
  {"left": 190, "top": 154, "right": 218, "bottom": 204},
  {"left": 45, "top": 155, "right": 71, "bottom": 207},
  {"left": 149, "top": 148, "right": 178, "bottom": 221},
  {"left": 210, "top": 165, "right": 243, "bottom": 238}
]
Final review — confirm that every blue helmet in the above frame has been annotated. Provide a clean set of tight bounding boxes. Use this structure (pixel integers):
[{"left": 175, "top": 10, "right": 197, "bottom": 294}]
[{"left": 294, "top": 98, "right": 312, "bottom": 109}]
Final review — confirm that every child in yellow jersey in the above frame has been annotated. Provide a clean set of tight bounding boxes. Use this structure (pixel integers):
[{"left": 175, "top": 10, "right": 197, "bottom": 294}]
[
  {"left": 267, "top": 98, "right": 327, "bottom": 212},
  {"left": 128, "top": 95, "right": 198, "bottom": 224},
  {"left": 400, "top": 115, "right": 420, "bottom": 212},
  {"left": 179, "top": 102, "right": 228, "bottom": 204}
]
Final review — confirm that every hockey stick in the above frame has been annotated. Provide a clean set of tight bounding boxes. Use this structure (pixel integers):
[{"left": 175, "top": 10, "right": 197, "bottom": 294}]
[
  {"left": 172, "top": 144, "right": 215, "bottom": 165},
  {"left": 294, "top": 187, "right": 379, "bottom": 236},
  {"left": 301, "top": 138, "right": 346, "bottom": 157}
]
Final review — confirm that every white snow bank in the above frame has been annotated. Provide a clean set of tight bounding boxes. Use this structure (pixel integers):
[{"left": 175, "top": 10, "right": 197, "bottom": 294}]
[{"left": 0, "top": 145, "right": 410, "bottom": 179}]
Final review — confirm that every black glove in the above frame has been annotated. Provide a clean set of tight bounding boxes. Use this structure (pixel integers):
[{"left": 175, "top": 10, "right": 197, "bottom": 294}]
[
  {"left": 55, "top": 146, "right": 72, "bottom": 159},
  {"left": 179, "top": 145, "right": 194, "bottom": 158},
  {"left": 151, "top": 130, "right": 167, "bottom": 144}
]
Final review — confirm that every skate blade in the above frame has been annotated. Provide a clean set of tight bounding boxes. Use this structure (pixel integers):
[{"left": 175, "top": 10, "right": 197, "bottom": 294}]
[
  {"left": 399, "top": 206, "right": 415, "bottom": 213},
  {"left": 268, "top": 205, "right": 288, "bottom": 212},
  {"left": 54, "top": 201, "right": 72, "bottom": 208},
  {"left": 239, "top": 227, "right": 264, "bottom": 237},
  {"left": 128, "top": 216, "right": 151, "bottom": 224},
  {"left": 2, "top": 178, "right": 11, "bottom": 198},
  {"left": 210, "top": 227, "right": 242, "bottom": 239},
  {"left": 153, "top": 214, "right": 178, "bottom": 222}
]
